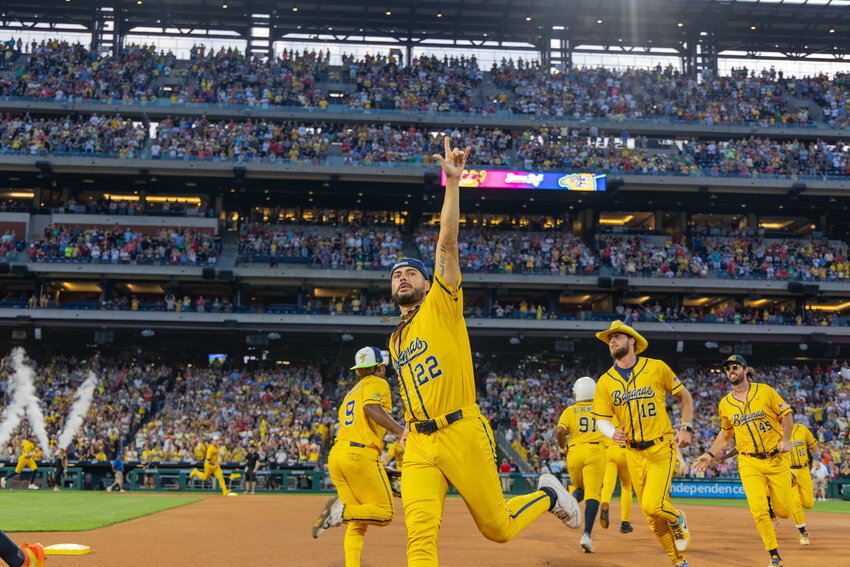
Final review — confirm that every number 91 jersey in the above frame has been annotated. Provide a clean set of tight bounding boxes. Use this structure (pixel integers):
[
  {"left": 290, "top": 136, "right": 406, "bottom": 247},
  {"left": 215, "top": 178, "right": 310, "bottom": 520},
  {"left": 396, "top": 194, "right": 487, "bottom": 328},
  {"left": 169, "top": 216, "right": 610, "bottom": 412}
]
[
  {"left": 558, "top": 401, "right": 606, "bottom": 445},
  {"left": 335, "top": 374, "right": 393, "bottom": 452}
]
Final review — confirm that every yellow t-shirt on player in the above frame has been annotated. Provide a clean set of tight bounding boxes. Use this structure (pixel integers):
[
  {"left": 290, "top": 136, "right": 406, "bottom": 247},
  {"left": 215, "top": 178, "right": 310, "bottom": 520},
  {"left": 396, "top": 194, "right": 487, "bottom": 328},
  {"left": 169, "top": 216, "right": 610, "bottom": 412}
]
[
  {"left": 592, "top": 357, "right": 684, "bottom": 443},
  {"left": 385, "top": 441, "right": 404, "bottom": 468},
  {"left": 21, "top": 440, "right": 36, "bottom": 459},
  {"left": 789, "top": 423, "right": 817, "bottom": 468},
  {"left": 390, "top": 272, "right": 475, "bottom": 423},
  {"left": 558, "top": 401, "right": 606, "bottom": 446},
  {"left": 335, "top": 374, "right": 393, "bottom": 452},
  {"left": 205, "top": 444, "right": 220, "bottom": 465},
  {"left": 718, "top": 383, "right": 791, "bottom": 455}
]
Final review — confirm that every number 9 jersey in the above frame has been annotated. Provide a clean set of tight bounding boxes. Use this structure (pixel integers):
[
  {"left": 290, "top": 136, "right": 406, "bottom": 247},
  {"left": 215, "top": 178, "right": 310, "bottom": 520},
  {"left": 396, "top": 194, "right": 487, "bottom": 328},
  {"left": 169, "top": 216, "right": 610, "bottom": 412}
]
[{"left": 335, "top": 374, "right": 393, "bottom": 452}]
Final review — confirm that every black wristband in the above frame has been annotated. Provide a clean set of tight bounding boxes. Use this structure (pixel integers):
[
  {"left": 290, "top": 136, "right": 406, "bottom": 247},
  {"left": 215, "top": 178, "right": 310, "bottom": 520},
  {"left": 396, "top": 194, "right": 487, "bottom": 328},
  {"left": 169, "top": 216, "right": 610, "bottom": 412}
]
[{"left": 706, "top": 450, "right": 716, "bottom": 459}]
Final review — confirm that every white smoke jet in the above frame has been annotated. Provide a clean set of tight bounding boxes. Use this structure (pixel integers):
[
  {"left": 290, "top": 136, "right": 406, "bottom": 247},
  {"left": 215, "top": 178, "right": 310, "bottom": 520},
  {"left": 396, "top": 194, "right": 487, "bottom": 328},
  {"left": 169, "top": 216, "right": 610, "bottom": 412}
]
[
  {"left": 0, "top": 348, "right": 51, "bottom": 457},
  {"left": 57, "top": 371, "right": 98, "bottom": 451},
  {"left": 0, "top": 363, "right": 27, "bottom": 449}
]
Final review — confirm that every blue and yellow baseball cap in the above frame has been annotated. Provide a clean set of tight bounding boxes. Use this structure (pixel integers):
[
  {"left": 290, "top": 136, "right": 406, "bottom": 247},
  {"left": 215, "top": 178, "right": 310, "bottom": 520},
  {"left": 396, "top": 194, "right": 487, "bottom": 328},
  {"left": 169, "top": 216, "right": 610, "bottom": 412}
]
[
  {"left": 390, "top": 258, "right": 430, "bottom": 281},
  {"left": 721, "top": 354, "right": 748, "bottom": 369},
  {"left": 351, "top": 346, "right": 385, "bottom": 370}
]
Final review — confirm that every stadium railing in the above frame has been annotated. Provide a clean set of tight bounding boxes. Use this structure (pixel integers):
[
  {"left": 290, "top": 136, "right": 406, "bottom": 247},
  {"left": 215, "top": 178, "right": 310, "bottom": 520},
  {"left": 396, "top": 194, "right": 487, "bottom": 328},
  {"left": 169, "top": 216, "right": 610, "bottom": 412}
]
[{"left": 0, "top": 95, "right": 845, "bottom": 130}]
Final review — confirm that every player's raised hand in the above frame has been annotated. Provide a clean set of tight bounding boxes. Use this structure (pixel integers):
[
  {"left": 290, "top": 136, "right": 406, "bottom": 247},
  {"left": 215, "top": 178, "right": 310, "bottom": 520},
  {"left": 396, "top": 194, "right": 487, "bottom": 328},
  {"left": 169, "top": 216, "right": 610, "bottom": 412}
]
[
  {"left": 691, "top": 453, "right": 712, "bottom": 473},
  {"left": 433, "top": 136, "right": 470, "bottom": 181}
]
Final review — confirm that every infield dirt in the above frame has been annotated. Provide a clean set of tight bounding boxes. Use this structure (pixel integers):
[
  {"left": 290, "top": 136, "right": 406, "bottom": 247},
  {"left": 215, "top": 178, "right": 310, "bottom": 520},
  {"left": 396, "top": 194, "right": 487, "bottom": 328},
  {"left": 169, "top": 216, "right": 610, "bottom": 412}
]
[{"left": 10, "top": 493, "right": 848, "bottom": 566}]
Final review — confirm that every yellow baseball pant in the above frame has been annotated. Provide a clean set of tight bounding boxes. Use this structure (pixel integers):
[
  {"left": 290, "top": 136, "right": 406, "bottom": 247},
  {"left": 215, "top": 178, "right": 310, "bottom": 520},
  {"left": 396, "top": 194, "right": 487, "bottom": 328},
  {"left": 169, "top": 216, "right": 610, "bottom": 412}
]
[
  {"left": 739, "top": 453, "right": 794, "bottom": 551},
  {"left": 15, "top": 456, "right": 37, "bottom": 474},
  {"left": 626, "top": 437, "right": 684, "bottom": 565},
  {"left": 791, "top": 466, "right": 814, "bottom": 527},
  {"left": 601, "top": 444, "right": 632, "bottom": 523},
  {"left": 328, "top": 443, "right": 394, "bottom": 567},
  {"left": 192, "top": 461, "right": 228, "bottom": 495},
  {"left": 567, "top": 443, "right": 606, "bottom": 501},
  {"left": 401, "top": 406, "right": 552, "bottom": 567}
]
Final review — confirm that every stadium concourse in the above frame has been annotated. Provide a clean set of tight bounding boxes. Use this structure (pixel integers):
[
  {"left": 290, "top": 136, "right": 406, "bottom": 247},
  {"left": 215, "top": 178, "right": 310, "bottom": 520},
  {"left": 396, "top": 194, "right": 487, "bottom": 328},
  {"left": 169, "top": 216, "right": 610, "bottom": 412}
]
[{"left": 1, "top": 0, "right": 850, "bottom": 561}]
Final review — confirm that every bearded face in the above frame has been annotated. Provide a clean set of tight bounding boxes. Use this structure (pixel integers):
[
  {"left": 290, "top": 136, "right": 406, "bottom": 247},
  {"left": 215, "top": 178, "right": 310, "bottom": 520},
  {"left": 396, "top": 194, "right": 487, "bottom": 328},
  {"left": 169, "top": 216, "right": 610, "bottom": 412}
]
[{"left": 391, "top": 268, "right": 430, "bottom": 308}]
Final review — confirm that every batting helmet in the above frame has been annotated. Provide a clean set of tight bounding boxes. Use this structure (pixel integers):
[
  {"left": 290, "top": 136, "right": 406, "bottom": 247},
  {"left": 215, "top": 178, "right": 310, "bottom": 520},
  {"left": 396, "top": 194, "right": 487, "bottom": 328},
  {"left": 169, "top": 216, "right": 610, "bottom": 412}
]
[{"left": 573, "top": 376, "right": 596, "bottom": 402}]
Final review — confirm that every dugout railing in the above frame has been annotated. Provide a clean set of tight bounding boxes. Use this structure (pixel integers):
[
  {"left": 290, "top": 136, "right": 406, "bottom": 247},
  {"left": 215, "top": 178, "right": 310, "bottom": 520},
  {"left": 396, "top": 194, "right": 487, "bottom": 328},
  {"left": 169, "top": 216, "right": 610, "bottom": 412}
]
[{"left": 5, "top": 464, "right": 849, "bottom": 500}]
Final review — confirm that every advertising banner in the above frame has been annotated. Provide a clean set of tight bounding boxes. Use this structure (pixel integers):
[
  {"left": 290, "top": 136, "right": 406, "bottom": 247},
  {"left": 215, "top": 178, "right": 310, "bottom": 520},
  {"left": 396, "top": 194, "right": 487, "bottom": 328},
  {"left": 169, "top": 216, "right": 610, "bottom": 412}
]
[{"left": 441, "top": 170, "right": 606, "bottom": 191}]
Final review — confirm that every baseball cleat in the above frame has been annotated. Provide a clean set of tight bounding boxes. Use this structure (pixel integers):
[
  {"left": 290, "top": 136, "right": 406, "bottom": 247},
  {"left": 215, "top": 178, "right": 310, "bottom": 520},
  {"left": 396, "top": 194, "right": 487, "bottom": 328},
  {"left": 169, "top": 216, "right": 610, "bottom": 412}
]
[
  {"left": 0, "top": 477, "right": 6, "bottom": 488},
  {"left": 600, "top": 502, "right": 609, "bottom": 529},
  {"left": 799, "top": 532, "right": 810, "bottom": 546},
  {"left": 537, "top": 473, "right": 581, "bottom": 529},
  {"left": 28, "top": 483, "right": 39, "bottom": 490},
  {"left": 768, "top": 556, "right": 784, "bottom": 566},
  {"left": 620, "top": 521, "right": 634, "bottom": 533},
  {"left": 20, "top": 543, "right": 45, "bottom": 567},
  {"left": 669, "top": 511, "right": 690, "bottom": 552},
  {"left": 312, "top": 496, "right": 344, "bottom": 538},
  {"left": 674, "top": 562, "right": 689, "bottom": 567},
  {"left": 580, "top": 533, "right": 594, "bottom": 553}
]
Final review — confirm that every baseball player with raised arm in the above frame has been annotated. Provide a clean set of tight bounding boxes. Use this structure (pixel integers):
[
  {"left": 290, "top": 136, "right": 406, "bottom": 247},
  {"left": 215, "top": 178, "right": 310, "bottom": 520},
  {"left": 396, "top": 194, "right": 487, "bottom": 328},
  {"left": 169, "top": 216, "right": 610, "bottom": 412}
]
[
  {"left": 389, "top": 137, "right": 580, "bottom": 566},
  {"left": 313, "top": 346, "right": 405, "bottom": 567},
  {"left": 556, "top": 376, "right": 607, "bottom": 553},
  {"left": 692, "top": 355, "right": 795, "bottom": 567},
  {"left": 591, "top": 320, "right": 694, "bottom": 567}
]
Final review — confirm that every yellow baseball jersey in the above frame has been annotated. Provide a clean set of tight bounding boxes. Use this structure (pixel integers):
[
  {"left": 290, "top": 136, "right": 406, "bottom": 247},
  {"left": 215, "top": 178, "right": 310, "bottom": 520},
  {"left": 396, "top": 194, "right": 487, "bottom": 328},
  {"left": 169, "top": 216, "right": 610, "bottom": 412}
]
[
  {"left": 21, "top": 440, "right": 35, "bottom": 458},
  {"left": 385, "top": 441, "right": 404, "bottom": 468},
  {"left": 718, "top": 383, "right": 791, "bottom": 454},
  {"left": 592, "top": 357, "right": 684, "bottom": 443},
  {"left": 205, "top": 444, "right": 220, "bottom": 465},
  {"left": 558, "top": 401, "right": 606, "bottom": 446},
  {"left": 789, "top": 423, "right": 816, "bottom": 468},
  {"left": 335, "top": 374, "right": 393, "bottom": 452},
  {"left": 390, "top": 272, "right": 474, "bottom": 422}
]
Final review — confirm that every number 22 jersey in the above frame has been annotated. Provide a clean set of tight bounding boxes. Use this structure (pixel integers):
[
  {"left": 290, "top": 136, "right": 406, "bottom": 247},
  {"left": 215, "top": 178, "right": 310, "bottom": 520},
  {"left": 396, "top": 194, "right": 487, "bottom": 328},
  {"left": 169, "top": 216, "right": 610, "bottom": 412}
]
[{"left": 389, "top": 272, "right": 476, "bottom": 424}]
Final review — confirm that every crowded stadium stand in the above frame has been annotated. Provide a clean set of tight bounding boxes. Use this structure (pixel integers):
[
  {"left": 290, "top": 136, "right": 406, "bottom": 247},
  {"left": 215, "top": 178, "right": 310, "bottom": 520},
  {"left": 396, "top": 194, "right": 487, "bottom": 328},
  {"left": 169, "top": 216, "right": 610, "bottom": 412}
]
[{"left": 0, "top": 0, "right": 848, "bottom": 501}]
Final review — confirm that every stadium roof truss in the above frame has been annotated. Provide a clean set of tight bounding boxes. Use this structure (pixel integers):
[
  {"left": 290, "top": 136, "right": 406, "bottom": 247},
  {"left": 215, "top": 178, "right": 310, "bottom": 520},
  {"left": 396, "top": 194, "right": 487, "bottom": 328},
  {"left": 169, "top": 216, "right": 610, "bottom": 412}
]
[{"left": 2, "top": 0, "right": 850, "bottom": 72}]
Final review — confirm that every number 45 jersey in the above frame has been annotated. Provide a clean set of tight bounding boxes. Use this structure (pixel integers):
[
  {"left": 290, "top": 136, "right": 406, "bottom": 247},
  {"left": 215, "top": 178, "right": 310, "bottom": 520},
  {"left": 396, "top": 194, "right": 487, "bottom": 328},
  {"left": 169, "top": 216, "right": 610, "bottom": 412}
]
[
  {"left": 336, "top": 374, "right": 393, "bottom": 452},
  {"left": 718, "top": 383, "right": 791, "bottom": 454},
  {"left": 591, "top": 357, "right": 684, "bottom": 443}
]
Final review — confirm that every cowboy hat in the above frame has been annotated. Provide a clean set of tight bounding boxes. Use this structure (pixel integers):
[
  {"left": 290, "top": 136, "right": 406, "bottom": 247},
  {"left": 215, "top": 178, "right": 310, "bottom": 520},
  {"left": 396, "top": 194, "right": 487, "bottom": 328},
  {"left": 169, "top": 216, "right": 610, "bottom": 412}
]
[{"left": 596, "top": 320, "right": 648, "bottom": 354}]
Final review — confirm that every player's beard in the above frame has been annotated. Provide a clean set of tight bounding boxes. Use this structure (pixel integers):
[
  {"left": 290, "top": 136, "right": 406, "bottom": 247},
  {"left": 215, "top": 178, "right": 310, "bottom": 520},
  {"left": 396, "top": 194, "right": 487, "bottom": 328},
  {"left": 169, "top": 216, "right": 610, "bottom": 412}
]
[
  {"left": 728, "top": 371, "right": 745, "bottom": 386},
  {"left": 610, "top": 343, "right": 629, "bottom": 360},
  {"left": 392, "top": 284, "right": 426, "bottom": 308}
]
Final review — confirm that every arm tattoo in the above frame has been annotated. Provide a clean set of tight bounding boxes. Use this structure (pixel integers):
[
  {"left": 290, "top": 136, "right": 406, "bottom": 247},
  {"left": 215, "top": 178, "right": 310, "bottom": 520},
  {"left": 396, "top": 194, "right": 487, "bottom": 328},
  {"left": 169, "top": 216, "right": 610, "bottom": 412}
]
[{"left": 438, "top": 244, "right": 447, "bottom": 277}]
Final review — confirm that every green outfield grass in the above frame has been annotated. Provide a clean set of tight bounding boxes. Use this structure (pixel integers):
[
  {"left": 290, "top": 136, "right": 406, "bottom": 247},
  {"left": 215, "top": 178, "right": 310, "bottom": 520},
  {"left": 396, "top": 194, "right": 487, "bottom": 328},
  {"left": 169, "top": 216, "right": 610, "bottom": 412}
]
[
  {"left": 0, "top": 492, "right": 202, "bottom": 532},
  {"left": 673, "top": 497, "right": 850, "bottom": 514}
]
